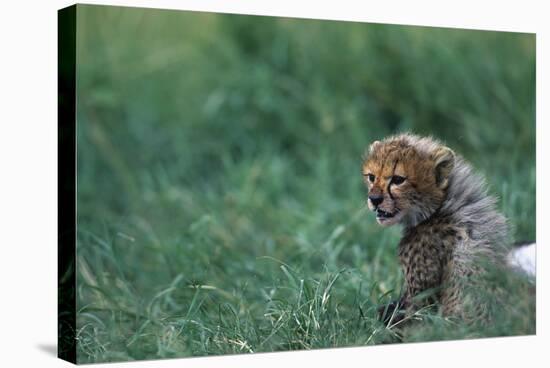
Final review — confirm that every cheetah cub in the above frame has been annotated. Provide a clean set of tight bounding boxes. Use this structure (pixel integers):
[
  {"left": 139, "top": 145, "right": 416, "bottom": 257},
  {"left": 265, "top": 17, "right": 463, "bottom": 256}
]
[{"left": 362, "top": 133, "right": 508, "bottom": 323}]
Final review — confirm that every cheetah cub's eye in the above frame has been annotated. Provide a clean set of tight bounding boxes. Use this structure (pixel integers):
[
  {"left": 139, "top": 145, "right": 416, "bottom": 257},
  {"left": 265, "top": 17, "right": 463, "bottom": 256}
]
[
  {"left": 391, "top": 175, "right": 406, "bottom": 185},
  {"left": 366, "top": 174, "right": 375, "bottom": 183}
]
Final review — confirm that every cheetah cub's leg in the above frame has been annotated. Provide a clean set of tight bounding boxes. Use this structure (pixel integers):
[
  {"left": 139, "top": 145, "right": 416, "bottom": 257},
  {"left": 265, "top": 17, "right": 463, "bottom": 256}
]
[
  {"left": 378, "top": 297, "right": 409, "bottom": 325},
  {"left": 400, "top": 243, "right": 445, "bottom": 321},
  {"left": 379, "top": 256, "right": 443, "bottom": 325}
]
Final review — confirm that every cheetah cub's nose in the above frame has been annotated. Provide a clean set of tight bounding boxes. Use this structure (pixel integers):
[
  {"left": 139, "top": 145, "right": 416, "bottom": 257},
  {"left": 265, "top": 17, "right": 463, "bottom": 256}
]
[{"left": 369, "top": 195, "right": 384, "bottom": 207}]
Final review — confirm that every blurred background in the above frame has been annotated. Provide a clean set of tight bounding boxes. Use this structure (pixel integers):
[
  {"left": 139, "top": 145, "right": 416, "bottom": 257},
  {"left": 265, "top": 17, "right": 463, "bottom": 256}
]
[{"left": 74, "top": 5, "right": 535, "bottom": 363}]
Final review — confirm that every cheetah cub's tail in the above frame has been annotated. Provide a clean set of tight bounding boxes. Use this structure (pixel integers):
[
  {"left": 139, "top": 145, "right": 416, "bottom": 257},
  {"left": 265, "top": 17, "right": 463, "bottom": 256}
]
[{"left": 507, "top": 242, "right": 536, "bottom": 279}]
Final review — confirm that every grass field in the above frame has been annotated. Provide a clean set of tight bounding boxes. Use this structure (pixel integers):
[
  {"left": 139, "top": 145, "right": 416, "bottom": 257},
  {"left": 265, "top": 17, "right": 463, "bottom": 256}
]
[{"left": 73, "top": 5, "right": 536, "bottom": 363}]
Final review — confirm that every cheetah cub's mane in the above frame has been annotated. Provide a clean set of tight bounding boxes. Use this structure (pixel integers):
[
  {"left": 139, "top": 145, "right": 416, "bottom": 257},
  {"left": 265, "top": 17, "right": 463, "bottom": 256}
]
[{"left": 362, "top": 133, "right": 508, "bottom": 321}]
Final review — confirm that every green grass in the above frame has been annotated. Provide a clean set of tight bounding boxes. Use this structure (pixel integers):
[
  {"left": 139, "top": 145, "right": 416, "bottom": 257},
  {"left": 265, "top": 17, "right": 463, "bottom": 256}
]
[{"left": 74, "top": 5, "right": 535, "bottom": 363}]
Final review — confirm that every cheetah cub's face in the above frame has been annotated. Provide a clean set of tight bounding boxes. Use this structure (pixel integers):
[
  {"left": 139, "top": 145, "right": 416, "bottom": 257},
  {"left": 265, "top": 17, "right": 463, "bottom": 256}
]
[{"left": 362, "top": 135, "right": 455, "bottom": 227}]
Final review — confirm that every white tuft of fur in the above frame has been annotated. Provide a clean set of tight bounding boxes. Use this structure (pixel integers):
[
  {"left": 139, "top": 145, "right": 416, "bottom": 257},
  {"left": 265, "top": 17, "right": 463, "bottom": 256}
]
[{"left": 507, "top": 243, "right": 536, "bottom": 279}]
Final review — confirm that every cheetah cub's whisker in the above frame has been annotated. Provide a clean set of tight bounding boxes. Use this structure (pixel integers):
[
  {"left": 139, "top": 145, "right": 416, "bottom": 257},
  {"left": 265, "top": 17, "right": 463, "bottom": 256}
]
[{"left": 362, "top": 133, "right": 509, "bottom": 324}]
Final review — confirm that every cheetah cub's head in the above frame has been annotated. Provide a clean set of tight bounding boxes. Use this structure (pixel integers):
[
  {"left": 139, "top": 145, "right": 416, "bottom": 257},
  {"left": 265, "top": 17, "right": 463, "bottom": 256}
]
[{"left": 362, "top": 134, "right": 455, "bottom": 227}]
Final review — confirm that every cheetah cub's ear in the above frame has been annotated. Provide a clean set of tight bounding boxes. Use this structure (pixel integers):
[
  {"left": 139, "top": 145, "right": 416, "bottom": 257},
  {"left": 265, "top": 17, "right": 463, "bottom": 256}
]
[{"left": 433, "top": 146, "right": 455, "bottom": 189}]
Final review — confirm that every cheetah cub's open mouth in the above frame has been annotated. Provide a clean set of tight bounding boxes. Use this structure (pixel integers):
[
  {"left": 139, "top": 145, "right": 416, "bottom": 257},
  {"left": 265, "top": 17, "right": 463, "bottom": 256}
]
[{"left": 375, "top": 208, "right": 396, "bottom": 219}]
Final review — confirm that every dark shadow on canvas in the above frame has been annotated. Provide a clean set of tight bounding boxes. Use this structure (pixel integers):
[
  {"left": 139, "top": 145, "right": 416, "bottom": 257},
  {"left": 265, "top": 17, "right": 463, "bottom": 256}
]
[{"left": 36, "top": 343, "right": 57, "bottom": 357}]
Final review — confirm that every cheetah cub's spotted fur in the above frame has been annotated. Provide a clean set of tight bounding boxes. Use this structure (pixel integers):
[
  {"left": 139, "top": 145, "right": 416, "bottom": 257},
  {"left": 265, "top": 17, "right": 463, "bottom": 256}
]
[{"left": 362, "top": 133, "right": 508, "bottom": 322}]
